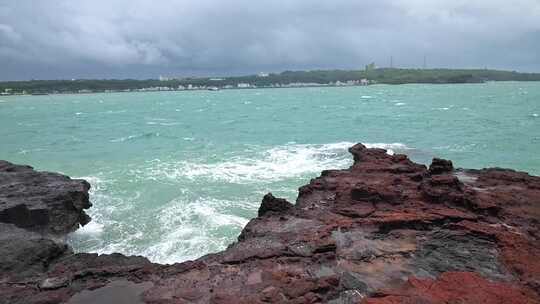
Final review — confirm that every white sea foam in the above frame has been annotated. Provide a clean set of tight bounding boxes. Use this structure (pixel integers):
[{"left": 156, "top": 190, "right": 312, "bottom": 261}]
[
  {"left": 532, "top": 113, "right": 539, "bottom": 117},
  {"left": 73, "top": 175, "right": 127, "bottom": 216},
  {"left": 110, "top": 132, "right": 160, "bottom": 142},
  {"left": 142, "top": 197, "right": 253, "bottom": 263},
  {"left": 77, "top": 221, "right": 104, "bottom": 235},
  {"left": 17, "top": 148, "right": 45, "bottom": 155},
  {"left": 69, "top": 175, "right": 138, "bottom": 252},
  {"left": 395, "top": 102, "right": 406, "bottom": 106},
  {"left": 105, "top": 110, "right": 127, "bottom": 114},
  {"left": 69, "top": 175, "right": 110, "bottom": 239},
  {"left": 144, "top": 142, "right": 410, "bottom": 184},
  {"left": 361, "top": 95, "right": 373, "bottom": 99},
  {"left": 69, "top": 142, "right": 412, "bottom": 263},
  {"left": 364, "top": 142, "right": 410, "bottom": 155}
]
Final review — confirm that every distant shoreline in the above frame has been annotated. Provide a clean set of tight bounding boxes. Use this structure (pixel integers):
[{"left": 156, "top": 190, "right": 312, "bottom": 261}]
[
  {"left": 2, "top": 68, "right": 540, "bottom": 96},
  {"left": 1, "top": 80, "right": 540, "bottom": 98}
]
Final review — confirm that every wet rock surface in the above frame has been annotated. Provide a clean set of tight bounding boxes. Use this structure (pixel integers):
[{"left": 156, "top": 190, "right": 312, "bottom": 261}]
[{"left": 1, "top": 144, "right": 539, "bottom": 303}]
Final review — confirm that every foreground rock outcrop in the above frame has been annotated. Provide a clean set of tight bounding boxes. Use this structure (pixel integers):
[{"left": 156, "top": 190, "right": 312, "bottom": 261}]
[
  {"left": 1, "top": 144, "right": 539, "bottom": 303},
  {"left": 0, "top": 161, "right": 91, "bottom": 234}
]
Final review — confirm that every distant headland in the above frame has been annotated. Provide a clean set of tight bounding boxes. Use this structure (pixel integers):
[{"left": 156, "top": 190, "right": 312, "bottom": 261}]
[{"left": 2, "top": 68, "right": 540, "bottom": 95}]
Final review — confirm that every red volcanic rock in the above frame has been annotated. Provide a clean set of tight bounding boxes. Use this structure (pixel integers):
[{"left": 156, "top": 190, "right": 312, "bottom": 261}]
[
  {"left": 363, "top": 272, "right": 533, "bottom": 304},
  {"left": 1, "top": 144, "right": 539, "bottom": 304}
]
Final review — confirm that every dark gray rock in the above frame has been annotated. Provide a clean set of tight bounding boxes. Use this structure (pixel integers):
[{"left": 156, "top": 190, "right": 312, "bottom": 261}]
[
  {"left": 0, "top": 223, "right": 70, "bottom": 281},
  {"left": 258, "top": 193, "right": 293, "bottom": 217},
  {"left": 413, "top": 230, "right": 508, "bottom": 280},
  {"left": 0, "top": 160, "right": 91, "bottom": 234},
  {"left": 429, "top": 158, "right": 454, "bottom": 175},
  {"left": 340, "top": 271, "right": 369, "bottom": 292}
]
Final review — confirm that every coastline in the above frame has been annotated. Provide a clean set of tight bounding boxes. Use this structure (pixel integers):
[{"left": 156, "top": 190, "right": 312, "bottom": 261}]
[
  {"left": 1, "top": 143, "right": 539, "bottom": 303},
  {"left": 3, "top": 67, "right": 540, "bottom": 96},
  {"left": 1, "top": 80, "right": 540, "bottom": 98}
]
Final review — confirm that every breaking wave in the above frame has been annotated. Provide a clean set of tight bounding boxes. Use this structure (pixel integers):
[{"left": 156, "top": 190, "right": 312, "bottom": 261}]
[
  {"left": 141, "top": 197, "right": 254, "bottom": 263},
  {"left": 143, "top": 142, "right": 410, "bottom": 184},
  {"left": 69, "top": 142, "right": 412, "bottom": 264}
]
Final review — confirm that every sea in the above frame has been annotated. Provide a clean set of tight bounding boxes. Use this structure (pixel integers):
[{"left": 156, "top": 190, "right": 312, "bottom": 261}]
[{"left": 1, "top": 82, "right": 538, "bottom": 264}]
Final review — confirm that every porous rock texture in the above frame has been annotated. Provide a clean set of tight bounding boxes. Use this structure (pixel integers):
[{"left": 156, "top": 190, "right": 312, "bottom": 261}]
[{"left": 1, "top": 144, "right": 539, "bottom": 304}]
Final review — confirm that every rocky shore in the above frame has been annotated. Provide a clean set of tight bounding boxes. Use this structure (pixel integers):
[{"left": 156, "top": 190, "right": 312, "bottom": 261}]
[{"left": 1, "top": 144, "right": 539, "bottom": 303}]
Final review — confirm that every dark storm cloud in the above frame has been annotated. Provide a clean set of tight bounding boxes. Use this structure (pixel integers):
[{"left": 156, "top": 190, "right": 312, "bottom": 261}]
[{"left": 0, "top": 0, "right": 539, "bottom": 80}]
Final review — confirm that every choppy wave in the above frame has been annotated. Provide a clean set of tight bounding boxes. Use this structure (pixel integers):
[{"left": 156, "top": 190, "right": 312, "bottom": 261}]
[
  {"left": 110, "top": 132, "right": 160, "bottom": 142},
  {"left": 69, "top": 142, "right": 412, "bottom": 264},
  {"left": 18, "top": 148, "right": 46, "bottom": 155},
  {"left": 71, "top": 178, "right": 256, "bottom": 263},
  {"left": 69, "top": 175, "right": 145, "bottom": 253},
  {"left": 142, "top": 142, "right": 410, "bottom": 184},
  {"left": 142, "top": 197, "right": 254, "bottom": 263}
]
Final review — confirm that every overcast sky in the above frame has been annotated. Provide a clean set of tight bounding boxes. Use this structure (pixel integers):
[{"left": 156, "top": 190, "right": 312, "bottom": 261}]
[{"left": 0, "top": 0, "right": 539, "bottom": 80}]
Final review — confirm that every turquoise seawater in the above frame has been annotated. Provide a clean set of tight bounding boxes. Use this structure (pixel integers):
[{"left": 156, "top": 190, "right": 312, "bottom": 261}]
[{"left": 1, "top": 82, "right": 539, "bottom": 263}]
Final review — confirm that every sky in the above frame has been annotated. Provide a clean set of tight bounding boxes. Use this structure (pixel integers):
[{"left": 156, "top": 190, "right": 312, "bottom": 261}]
[{"left": 0, "top": 0, "right": 539, "bottom": 80}]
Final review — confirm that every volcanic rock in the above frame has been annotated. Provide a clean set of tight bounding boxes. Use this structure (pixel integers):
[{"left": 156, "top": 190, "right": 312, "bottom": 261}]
[
  {"left": 0, "top": 161, "right": 91, "bottom": 234},
  {"left": 1, "top": 144, "right": 539, "bottom": 304},
  {"left": 428, "top": 158, "right": 453, "bottom": 175},
  {"left": 258, "top": 193, "right": 294, "bottom": 217}
]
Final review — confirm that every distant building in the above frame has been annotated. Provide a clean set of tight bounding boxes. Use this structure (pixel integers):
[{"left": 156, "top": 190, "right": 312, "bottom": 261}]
[
  {"left": 209, "top": 78, "right": 225, "bottom": 81},
  {"left": 360, "top": 79, "right": 369, "bottom": 85},
  {"left": 237, "top": 83, "right": 250, "bottom": 88},
  {"left": 365, "top": 63, "right": 376, "bottom": 71},
  {"left": 159, "top": 75, "right": 170, "bottom": 81},
  {"left": 258, "top": 72, "right": 269, "bottom": 77}
]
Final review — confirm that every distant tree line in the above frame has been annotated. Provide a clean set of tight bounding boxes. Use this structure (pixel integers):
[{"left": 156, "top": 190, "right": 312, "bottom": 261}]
[{"left": 1, "top": 68, "right": 540, "bottom": 94}]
